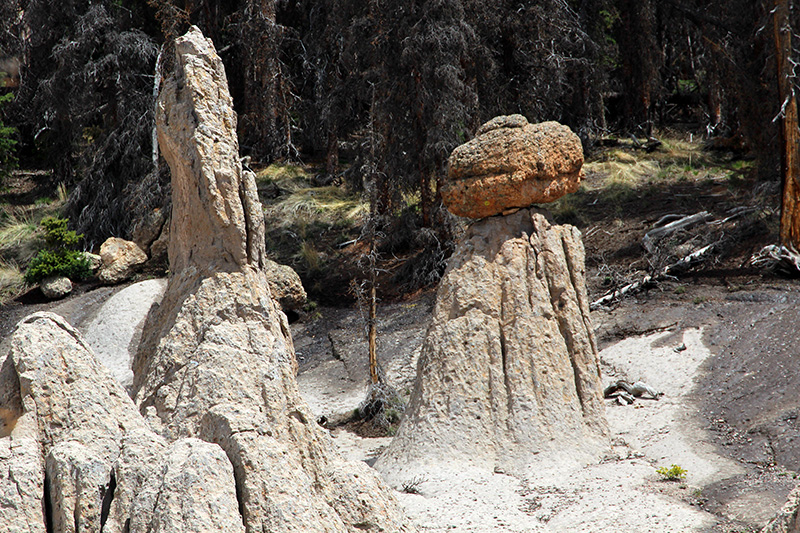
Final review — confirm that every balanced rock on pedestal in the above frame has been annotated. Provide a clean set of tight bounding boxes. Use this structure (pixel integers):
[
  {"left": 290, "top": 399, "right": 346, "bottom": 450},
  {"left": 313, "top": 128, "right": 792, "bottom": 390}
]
[
  {"left": 442, "top": 114, "right": 584, "bottom": 219},
  {"left": 377, "top": 117, "right": 607, "bottom": 479},
  {"left": 133, "top": 26, "right": 410, "bottom": 532}
]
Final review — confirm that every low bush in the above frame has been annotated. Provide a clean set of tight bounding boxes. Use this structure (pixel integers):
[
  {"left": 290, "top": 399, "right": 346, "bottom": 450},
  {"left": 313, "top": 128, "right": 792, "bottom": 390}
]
[
  {"left": 656, "top": 464, "right": 687, "bottom": 481},
  {"left": 23, "top": 217, "right": 92, "bottom": 284}
]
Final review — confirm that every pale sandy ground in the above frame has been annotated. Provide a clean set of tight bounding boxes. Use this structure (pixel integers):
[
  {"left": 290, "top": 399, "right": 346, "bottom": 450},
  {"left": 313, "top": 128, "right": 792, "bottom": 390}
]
[
  {"left": 309, "top": 328, "right": 749, "bottom": 532},
  {"left": 64, "top": 280, "right": 766, "bottom": 531}
]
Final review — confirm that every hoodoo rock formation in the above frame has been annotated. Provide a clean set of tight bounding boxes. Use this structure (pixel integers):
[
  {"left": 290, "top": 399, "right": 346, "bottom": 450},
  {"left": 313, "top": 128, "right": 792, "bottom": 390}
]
[
  {"left": 377, "top": 118, "right": 608, "bottom": 478},
  {"left": 442, "top": 114, "right": 584, "bottom": 219},
  {"left": 133, "top": 26, "right": 410, "bottom": 532}
]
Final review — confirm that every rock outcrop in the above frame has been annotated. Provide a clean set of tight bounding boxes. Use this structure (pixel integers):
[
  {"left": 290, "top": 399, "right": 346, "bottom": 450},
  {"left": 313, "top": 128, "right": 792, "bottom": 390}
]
[
  {"left": 376, "top": 209, "right": 609, "bottom": 478},
  {"left": 442, "top": 115, "right": 584, "bottom": 219},
  {"left": 0, "top": 312, "right": 243, "bottom": 532},
  {"left": 129, "top": 438, "right": 244, "bottom": 533},
  {"left": 133, "top": 26, "right": 410, "bottom": 532},
  {"left": 98, "top": 237, "right": 148, "bottom": 284}
]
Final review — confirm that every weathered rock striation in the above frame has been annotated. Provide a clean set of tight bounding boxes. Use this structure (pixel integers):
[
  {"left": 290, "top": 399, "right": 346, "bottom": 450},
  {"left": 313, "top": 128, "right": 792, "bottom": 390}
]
[
  {"left": 376, "top": 208, "right": 609, "bottom": 478},
  {"left": 0, "top": 312, "right": 242, "bottom": 533},
  {"left": 133, "top": 26, "right": 410, "bottom": 532},
  {"left": 442, "top": 115, "right": 584, "bottom": 219}
]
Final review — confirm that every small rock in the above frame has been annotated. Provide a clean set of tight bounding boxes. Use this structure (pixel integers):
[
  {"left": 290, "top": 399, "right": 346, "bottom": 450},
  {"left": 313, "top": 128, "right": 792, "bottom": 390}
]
[
  {"left": 83, "top": 252, "right": 102, "bottom": 271},
  {"left": 265, "top": 257, "right": 307, "bottom": 311},
  {"left": 40, "top": 276, "right": 72, "bottom": 299},
  {"left": 98, "top": 237, "right": 147, "bottom": 284}
]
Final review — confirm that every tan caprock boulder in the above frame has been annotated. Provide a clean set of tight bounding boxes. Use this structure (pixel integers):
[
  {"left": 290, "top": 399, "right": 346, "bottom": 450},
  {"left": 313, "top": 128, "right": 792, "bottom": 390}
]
[
  {"left": 376, "top": 209, "right": 609, "bottom": 480},
  {"left": 442, "top": 115, "right": 584, "bottom": 219},
  {"left": 133, "top": 26, "right": 412, "bottom": 532}
]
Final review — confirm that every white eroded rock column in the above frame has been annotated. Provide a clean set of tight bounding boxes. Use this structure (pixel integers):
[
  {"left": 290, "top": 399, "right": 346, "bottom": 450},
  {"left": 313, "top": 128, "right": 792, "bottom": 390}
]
[
  {"left": 376, "top": 209, "right": 609, "bottom": 479},
  {"left": 134, "top": 25, "right": 412, "bottom": 533}
]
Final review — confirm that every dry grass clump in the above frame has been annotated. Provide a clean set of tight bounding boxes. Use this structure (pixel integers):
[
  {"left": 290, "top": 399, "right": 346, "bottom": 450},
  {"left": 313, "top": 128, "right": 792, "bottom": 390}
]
[
  {"left": 266, "top": 185, "right": 368, "bottom": 229},
  {"left": 257, "top": 162, "right": 308, "bottom": 184},
  {"left": 0, "top": 209, "right": 41, "bottom": 265},
  {"left": 0, "top": 260, "right": 25, "bottom": 302}
]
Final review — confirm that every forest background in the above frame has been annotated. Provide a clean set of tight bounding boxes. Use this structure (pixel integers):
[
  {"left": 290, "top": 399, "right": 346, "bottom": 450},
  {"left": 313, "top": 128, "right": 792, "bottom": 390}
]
[{"left": 0, "top": 0, "right": 795, "bottom": 301}]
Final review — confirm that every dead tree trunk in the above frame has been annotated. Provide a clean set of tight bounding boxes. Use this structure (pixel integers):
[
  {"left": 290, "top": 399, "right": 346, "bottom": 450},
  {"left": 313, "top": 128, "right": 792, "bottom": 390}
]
[
  {"left": 368, "top": 253, "right": 379, "bottom": 386},
  {"left": 775, "top": 0, "right": 800, "bottom": 248}
]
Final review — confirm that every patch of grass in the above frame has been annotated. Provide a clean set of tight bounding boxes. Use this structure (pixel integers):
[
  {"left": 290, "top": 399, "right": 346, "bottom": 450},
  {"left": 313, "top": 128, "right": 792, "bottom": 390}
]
[
  {"left": 266, "top": 185, "right": 368, "bottom": 229},
  {"left": 582, "top": 158, "right": 661, "bottom": 206},
  {"left": 656, "top": 464, "right": 687, "bottom": 481},
  {"left": 0, "top": 210, "right": 41, "bottom": 264},
  {"left": 0, "top": 260, "right": 25, "bottom": 303},
  {"left": 674, "top": 285, "right": 687, "bottom": 295},
  {"left": 256, "top": 162, "right": 308, "bottom": 183},
  {"left": 297, "top": 240, "right": 323, "bottom": 273}
]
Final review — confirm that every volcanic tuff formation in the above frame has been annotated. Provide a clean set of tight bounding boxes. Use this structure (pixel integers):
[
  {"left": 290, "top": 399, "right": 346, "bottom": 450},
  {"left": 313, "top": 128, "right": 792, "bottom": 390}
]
[
  {"left": 0, "top": 312, "right": 244, "bottom": 533},
  {"left": 0, "top": 25, "right": 410, "bottom": 533},
  {"left": 133, "top": 25, "right": 411, "bottom": 532},
  {"left": 380, "top": 118, "right": 607, "bottom": 478}
]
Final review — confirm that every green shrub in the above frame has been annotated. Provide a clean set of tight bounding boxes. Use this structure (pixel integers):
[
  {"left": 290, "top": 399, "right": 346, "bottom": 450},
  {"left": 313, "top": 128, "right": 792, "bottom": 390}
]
[
  {"left": 40, "top": 217, "right": 81, "bottom": 248},
  {"left": 656, "top": 464, "right": 687, "bottom": 481},
  {"left": 0, "top": 93, "right": 18, "bottom": 185},
  {"left": 24, "top": 217, "right": 91, "bottom": 284},
  {"left": 24, "top": 249, "right": 92, "bottom": 284}
]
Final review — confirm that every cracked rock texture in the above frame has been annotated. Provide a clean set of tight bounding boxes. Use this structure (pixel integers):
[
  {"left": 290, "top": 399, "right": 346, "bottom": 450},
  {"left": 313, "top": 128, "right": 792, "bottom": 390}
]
[
  {"left": 442, "top": 115, "right": 584, "bottom": 219},
  {"left": 763, "top": 484, "right": 800, "bottom": 532},
  {"left": 376, "top": 209, "right": 609, "bottom": 479},
  {"left": 133, "top": 25, "right": 411, "bottom": 533},
  {"left": 0, "top": 312, "right": 240, "bottom": 533}
]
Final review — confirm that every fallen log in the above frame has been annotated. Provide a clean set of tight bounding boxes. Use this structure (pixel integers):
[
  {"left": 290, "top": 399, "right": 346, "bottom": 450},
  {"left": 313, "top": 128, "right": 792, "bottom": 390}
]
[
  {"left": 590, "top": 242, "right": 717, "bottom": 310},
  {"left": 643, "top": 211, "right": 712, "bottom": 253},
  {"left": 750, "top": 244, "right": 800, "bottom": 276}
]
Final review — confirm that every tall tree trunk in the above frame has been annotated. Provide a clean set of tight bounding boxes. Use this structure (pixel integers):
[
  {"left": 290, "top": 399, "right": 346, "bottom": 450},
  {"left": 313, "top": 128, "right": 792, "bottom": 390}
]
[{"left": 775, "top": 0, "right": 800, "bottom": 248}]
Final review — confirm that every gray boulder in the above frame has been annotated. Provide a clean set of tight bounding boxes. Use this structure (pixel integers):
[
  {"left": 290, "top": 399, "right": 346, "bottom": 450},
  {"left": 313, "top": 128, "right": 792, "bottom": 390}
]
[{"left": 40, "top": 275, "right": 72, "bottom": 299}]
